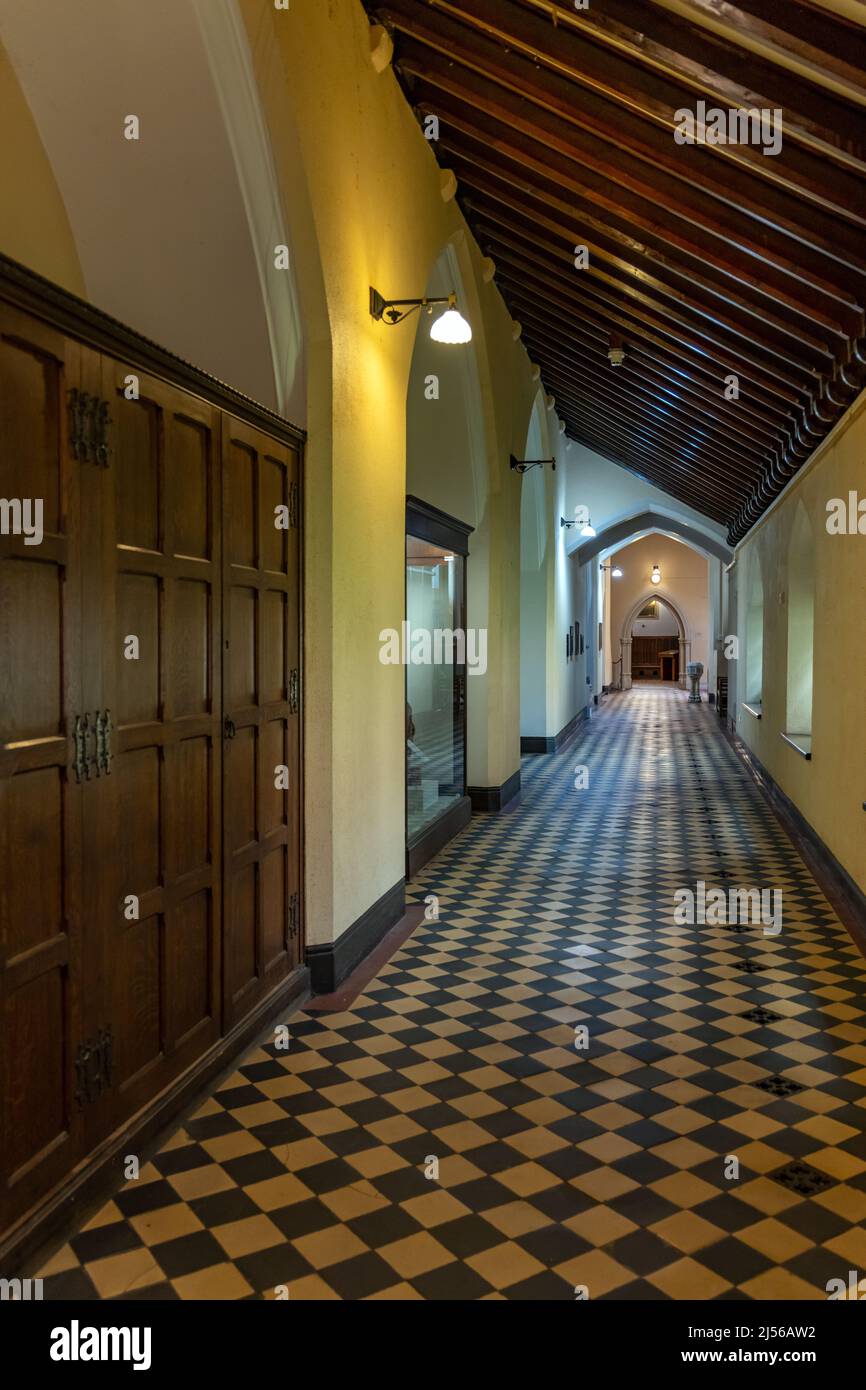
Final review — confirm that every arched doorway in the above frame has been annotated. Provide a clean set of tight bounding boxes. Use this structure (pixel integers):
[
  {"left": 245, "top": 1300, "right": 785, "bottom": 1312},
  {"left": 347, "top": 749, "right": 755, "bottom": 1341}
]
[
  {"left": 404, "top": 239, "right": 489, "bottom": 871},
  {"left": 621, "top": 591, "right": 691, "bottom": 690}
]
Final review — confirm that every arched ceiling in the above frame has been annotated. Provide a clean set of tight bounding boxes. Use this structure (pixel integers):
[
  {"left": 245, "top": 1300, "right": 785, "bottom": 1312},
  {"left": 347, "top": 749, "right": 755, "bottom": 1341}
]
[
  {"left": 0, "top": 0, "right": 297, "bottom": 415},
  {"left": 578, "top": 508, "right": 732, "bottom": 565},
  {"left": 364, "top": 0, "right": 866, "bottom": 543}
]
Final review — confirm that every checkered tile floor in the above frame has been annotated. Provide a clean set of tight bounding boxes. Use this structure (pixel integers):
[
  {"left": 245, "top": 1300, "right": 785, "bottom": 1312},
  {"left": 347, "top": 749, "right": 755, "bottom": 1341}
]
[{"left": 36, "top": 687, "right": 866, "bottom": 1299}]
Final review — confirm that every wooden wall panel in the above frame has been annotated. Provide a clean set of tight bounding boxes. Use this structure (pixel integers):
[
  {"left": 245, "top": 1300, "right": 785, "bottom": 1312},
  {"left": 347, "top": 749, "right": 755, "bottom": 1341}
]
[
  {"left": 222, "top": 420, "right": 301, "bottom": 1026},
  {"left": 94, "top": 364, "right": 223, "bottom": 1132},
  {"left": 0, "top": 260, "right": 304, "bottom": 1250},
  {"left": 0, "top": 306, "right": 89, "bottom": 1230}
]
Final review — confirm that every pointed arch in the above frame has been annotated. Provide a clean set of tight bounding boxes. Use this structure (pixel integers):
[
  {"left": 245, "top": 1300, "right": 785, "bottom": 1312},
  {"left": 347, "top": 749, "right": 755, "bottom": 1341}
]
[
  {"left": 520, "top": 390, "right": 550, "bottom": 736},
  {"left": 620, "top": 590, "right": 692, "bottom": 689},
  {"left": 745, "top": 550, "right": 765, "bottom": 705},
  {"left": 786, "top": 503, "right": 815, "bottom": 737}
]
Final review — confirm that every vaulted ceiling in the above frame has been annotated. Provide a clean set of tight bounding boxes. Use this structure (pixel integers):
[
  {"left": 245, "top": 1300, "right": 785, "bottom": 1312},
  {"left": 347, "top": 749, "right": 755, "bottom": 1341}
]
[{"left": 364, "top": 0, "right": 866, "bottom": 542}]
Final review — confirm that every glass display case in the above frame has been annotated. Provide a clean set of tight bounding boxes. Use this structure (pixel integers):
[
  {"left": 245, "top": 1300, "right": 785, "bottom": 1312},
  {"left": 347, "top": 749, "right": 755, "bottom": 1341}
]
[{"left": 405, "top": 499, "right": 473, "bottom": 876}]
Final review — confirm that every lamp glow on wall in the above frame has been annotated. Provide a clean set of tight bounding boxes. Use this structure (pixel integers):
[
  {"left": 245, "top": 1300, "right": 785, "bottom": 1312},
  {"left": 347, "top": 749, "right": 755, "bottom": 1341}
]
[
  {"left": 651, "top": 564, "right": 661, "bottom": 585},
  {"left": 369, "top": 286, "right": 471, "bottom": 342}
]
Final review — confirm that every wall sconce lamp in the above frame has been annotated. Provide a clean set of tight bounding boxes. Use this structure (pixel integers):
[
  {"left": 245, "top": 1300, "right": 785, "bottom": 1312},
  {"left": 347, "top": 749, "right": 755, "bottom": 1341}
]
[
  {"left": 600, "top": 561, "right": 623, "bottom": 578},
  {"left": 369, "top": 286, "right": 472, "bottom": 342},
  {"left": 651, "top": 564, "right": 661, "bottom": 585},
  {"left": 512, "top": 455, "right": 555, "bottom": 474},
  {"left": 561, "top": 515, "right": 596, "bottom": 537}
]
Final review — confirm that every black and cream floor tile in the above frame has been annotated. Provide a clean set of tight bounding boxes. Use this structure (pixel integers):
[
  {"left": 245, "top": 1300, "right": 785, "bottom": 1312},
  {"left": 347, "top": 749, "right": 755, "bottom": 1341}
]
[{"left": 37, "top": 687, "right": 866, "bottom": 1300}]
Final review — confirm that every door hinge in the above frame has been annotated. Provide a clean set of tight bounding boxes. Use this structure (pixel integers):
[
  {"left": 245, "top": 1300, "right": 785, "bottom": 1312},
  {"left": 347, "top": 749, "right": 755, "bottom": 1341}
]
[
  {"left": 95, "top": 709, "right": 113, "bottom": 775},
  {"left": 289, "top": 669, "right": 299, "bottom": 715},
  {"left": 288, "top": 892, "right": 300, "bottom": 941},
  {"left": 68, "top": 389, "right": 112, "bottom": 466},
  {"left": 72, "top": 712, "right": 93, "bottom": 783},
  {"left": 288, "top": 479, "right": 299, "bottom": 529},
  {"left": 74, "top": 1026, "right": 114, "bottom": 1108}
]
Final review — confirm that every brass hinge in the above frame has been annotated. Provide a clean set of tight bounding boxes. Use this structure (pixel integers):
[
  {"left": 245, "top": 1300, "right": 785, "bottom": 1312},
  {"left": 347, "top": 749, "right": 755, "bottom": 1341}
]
[
  {"left": 288, "top": 892, "right": 300, "bottom": 940},
  {"left": 72, "top": 712, "right": 93, "bottom": 783},
  {"left": 74, "top": 1026, "right": 114, "bottom": 1107},
  {"left": 95, "top": 709, "right": 113, "bottom": 775},
  {"left": 288, "top": 669, "right": 299, "bottom": 715},
  {"left": 67, "top": 389, "right": 112, "bottom": 466}
]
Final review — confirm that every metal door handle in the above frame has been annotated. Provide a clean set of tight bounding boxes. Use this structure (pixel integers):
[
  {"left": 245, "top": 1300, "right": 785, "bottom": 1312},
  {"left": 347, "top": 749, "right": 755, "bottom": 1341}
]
[{"left": 224, "top": 716, "right": 236, "bottom": 739}]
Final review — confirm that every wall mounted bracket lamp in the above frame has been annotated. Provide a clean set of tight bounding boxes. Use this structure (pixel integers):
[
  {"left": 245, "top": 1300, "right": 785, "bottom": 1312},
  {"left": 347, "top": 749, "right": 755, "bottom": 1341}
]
[
  {"left": 369, "top": 286, "right": 472, "bottom": 342},
  {"left": 600, "top": 561, "right": 624, "bottom": 578},
  {"left": 512, "top": 455, "right": 555, "bottom": 474},
  {"left": 562, "top": 514, "right": 596, "bottom": 536}
]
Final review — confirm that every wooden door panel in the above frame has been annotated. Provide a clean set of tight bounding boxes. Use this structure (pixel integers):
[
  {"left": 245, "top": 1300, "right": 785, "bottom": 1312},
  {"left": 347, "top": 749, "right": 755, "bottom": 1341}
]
[
  {"left": 0, "top": 305, "right": 88, "bottom": 1231},
  {"left": 98, "top": 363, "right": 222, "bottom": 1129},
  {"left": 222, "top": 419, "right": 301, "bottom": 1026}
]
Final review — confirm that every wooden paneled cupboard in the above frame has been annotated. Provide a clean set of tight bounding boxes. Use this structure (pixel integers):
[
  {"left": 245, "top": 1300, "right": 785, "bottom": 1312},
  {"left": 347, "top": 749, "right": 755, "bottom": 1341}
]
[{"left": 0, "top": 256, "right": 305, "bottom": 1259}]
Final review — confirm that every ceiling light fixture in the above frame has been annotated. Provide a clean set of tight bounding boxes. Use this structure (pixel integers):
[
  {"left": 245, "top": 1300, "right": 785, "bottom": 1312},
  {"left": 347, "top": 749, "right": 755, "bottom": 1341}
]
[
  {"left": 369, "top": 287, "right": 471, "bottom": 342},
  {"left": 607, "top": 332, "right": 626, "bottom": 368}
]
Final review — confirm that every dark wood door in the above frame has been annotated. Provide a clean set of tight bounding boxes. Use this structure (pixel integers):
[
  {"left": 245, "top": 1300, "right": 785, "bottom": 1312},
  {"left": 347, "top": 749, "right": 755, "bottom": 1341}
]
[
  {"left": 222, "top": 416, "right": 301, "bottom": 1027},
  {"left": 94, "top": 361, "right": 223, "bottom": 1132},
  {"left": 0, "top": 304, "right": 93, "bottom": 1231}
]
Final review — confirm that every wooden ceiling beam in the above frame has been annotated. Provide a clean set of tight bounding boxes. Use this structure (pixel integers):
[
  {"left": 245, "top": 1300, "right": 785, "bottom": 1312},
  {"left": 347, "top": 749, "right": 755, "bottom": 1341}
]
[
  {"left": 518, "top": 319, "right": 779, "bottom": 456},
  {"left": 663, "top": 0, "right": 866, "bottom": 100},
  {"left": 386, "top": 18, "right": 866, "bottom": 281},
  {"left": 518, "top": 0, "right": 866, "bottom": 167},
  {"left": 433, "top": 102, "right": 861, "bottom": 344},
  {"left": 384, "top": 0, "right": 866, "bottom": 221},
  {"left": 565, "top": 420, "right": 735, "bottom": 521},
  {"left": 469, "top": 207, "right": 845, "bottom": 386},
  {"left": 405, "top": 56, "right": 866, "bottom": 291},
  {"left": 521, "top": 342, "right": 767, "bottom": 478},
  {"left": 445, "top": 137, "right": 858, "bottom": 348},
  {"left": 477, "top": 218, "right": 836, "bottom": 379},
  {"left": 505, "top": 283, "right": 794, "bottom": 436},
  {"left": 497, "top": 266, "right": 802, "bottom": 418},
  {"left": 450, "top": 150, "right": 857, "bottom": 353},
  {"left": 469, "top": 201, "right": 835, "bottom": 382},
  {"left": 548, "top": 378, "right": 763, "bottom": 486}
]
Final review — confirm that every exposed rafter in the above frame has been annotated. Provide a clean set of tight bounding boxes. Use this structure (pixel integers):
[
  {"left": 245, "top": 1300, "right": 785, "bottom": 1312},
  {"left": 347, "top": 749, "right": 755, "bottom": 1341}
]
[{"left": 365, "top": 0, "right": 866, "bottom": 542}]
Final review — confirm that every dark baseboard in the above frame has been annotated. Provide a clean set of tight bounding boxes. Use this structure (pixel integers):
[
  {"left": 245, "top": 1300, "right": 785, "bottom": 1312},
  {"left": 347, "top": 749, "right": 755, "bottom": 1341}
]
[
  {"left": 306, "top": 877, "right": 405, "bottom": 994},
  {"left": 407, "top": 795, "right": 471, "bottom": 877},
  {"left": 726, "top": 728, "right": 866, "bottom": 959},
  {"left": 6, "top": 964, "right": 310, "bottom": 1276},
  {"left": 468, "top": 768, "right": 521, "bottom": 814},
  {"left": 521, "top": 705, "right": 588, "bottom": 755}
]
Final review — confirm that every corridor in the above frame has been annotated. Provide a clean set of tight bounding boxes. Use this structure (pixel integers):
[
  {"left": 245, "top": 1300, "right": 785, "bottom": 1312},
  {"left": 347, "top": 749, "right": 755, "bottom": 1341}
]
[{"left": 36, "top": 687, "right": 866, "bottom": 1301}]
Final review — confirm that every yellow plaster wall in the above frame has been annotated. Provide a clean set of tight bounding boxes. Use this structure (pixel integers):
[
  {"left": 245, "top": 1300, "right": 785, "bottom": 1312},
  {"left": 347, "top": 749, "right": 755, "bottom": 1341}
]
[
  {"left": 240, "top": 0, "right": 538, "bottom": 942},
  {"left": 735, "top": 391, "right": 866, "bottom": 894},
  {"left": 0, "top": 39, "right": 84, "bottom": 295}
]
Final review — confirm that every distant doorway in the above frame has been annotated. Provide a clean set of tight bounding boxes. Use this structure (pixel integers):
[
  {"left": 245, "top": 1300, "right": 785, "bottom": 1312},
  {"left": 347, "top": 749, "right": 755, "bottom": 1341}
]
[{"left": 625, "top": 595, "right": 687, "bottom": 685}]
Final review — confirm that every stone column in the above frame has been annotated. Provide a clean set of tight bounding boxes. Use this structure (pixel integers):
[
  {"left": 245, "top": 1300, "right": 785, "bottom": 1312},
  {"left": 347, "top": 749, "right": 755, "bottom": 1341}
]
[
  {"left": 678, "top": 636, "right": 691, "bottom": 687},
  {"left": 622, "top": 637, "right": 633, "bottom": 690}
]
